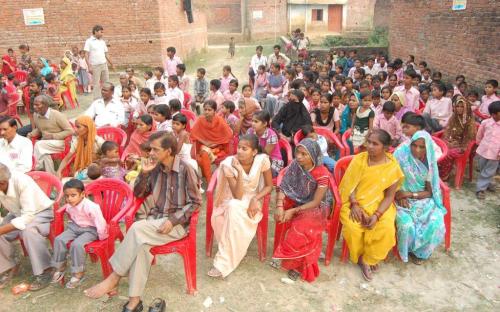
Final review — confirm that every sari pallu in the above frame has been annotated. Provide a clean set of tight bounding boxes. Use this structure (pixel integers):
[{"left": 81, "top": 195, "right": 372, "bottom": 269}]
[
  {"left": 339, "top": 152, "right": 404, "bottom": 265},
  {"left": 273, "top": 139, "right": 332, "bottom": 282},
  {"left": 394, "top": 131, "right": 446, "bottom": 262},
  {"left": 59, "top": 57, "right": 78, "bottom": 108}
]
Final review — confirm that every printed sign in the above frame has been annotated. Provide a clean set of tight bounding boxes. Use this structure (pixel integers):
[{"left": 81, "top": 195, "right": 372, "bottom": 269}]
[
  {"left": 253, "top": 10, "right": 263, "bottom": 20},
  {"left": 452, "top": 0, "right": 467, "bottom": 10},
  {"left": 23, "top": 8, "right": 45, "bottom": 26}
]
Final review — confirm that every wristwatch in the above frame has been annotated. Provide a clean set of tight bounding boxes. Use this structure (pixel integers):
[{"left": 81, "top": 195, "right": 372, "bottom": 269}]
[{"left": 412, "top": 192, "right": 418, "bottom": 198}]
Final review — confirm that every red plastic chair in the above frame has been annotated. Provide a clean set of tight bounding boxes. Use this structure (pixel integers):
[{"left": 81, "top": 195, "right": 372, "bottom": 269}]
[
  {"left": 341, "top": 129, "right": 359, "bottom": 155},
  {"left": 7, "top": 93, "right": 23, "bottom": 127},
  {"left": 205, "top": 169, "right": 271, "bottom": 261},
  {"left": 473, "top": 109, "right": 490, "bottom": 121},
  {"left": 61, "top": 88, "right": 79, "bottom": 109},
  {"left": 180, "top": 109, "right": 197, "bottom": 132},
  {"left": 272, "top": 167, "right": 342, "bottom": 266},
  {"left": 31, "top": 155, "right": 36, "bottom": 171},
  {"left": 13, "top": 70, "right": 28, "bottom": 83},
  {"left": 272, "top": 138, "right": 293, "bottom": 186},
  {"left": 150, "top": 210, "right": 200, "bottom": 295},
  {"left": 294, "top": 127, "right": 346, "bottom": 157},
  {"left": 22, "top": 86, "right": 31, "bottom": 117},
  {"left": 453, "top": 140, "right": 477, "bottom": 189},
  {"left": 183, "top": 92, "right": 192, "bottom": 110},
  {"left": 432, "top": 136, "right": 449, "bottom": 164},
  {"left": 53, "top": 179, "right": 134, "bottom": 278},
  {"left": 432, "top": 130, "right": 445, "bottom": 138},
  {"left": 96, "top": 127, "right": 128, "bottom": 156}
]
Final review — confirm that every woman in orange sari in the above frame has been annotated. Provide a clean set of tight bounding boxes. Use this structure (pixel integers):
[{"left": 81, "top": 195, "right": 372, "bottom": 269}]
[
  {"left": 122, "top": 114, "right": 156, "bottom": 160},
  {"left": 191, "top": 100, "right": 234, "bottom": 182}
]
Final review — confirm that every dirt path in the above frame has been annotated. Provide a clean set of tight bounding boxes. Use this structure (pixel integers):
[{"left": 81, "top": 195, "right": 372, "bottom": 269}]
[{"left": 4, "top": 46, "right": 500, "bottom": 312}]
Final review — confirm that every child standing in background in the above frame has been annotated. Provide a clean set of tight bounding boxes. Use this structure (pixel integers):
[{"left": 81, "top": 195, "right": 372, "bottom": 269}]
[
  {"left": 77, "top": 50, "right": 90, "bottom": 94},
  {"left": 194, "top": 68, "right": 209, "bottom": 114},
  {"left": 228, "top": 37, "right": 235, "bottom": 59}
]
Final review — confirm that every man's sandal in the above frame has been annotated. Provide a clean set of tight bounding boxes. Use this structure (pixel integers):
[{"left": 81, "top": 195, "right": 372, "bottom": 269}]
[
  {"left": 66, "top": 276, "right": 86, "bottom": 289},
  {"left": 122, "top": 301, "right": 143, "bottom": 312},
  {"left": 148, "top": 298, "right": 166, "bottom": 312}
]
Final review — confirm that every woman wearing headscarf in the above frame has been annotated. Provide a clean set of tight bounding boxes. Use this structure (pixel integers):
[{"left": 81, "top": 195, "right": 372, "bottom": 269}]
[
  {"left": 271, "top": 89, "right": 312, "bottom": 142},
  {"left": 39, "top": 57, "right": 53, "bottom": 77},
  {"left": 439, "top": 95, "right": 477, "bottom": 180},
  {"left": 236, "top": 97, "right": 261, "bottom": 135},
  {"left": 56, "top": 116, "right": 104, "bottom": 179},
  {"left": 394, "top": 130, "right": 446, "bottom": 264},
  {"left": 58, "top": 56, "right": 78, "bottom": 109},
  {"left": 122, "top": 114, "right": 156, "bottom": 160},
  {"left": 339, "top": 129, "right": 404, "bottom": 281},
  {"left": 272, "top": 138, "right": 333, "bottom": 282},
  {"left": 390, "top": 91, "right": 409, "bottom": 121}
]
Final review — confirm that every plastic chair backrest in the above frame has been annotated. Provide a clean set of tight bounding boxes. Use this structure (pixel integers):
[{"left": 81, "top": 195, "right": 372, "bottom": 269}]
[
  {"left": 341, "top": 129, "right": 352, "bottom": 155},
  {"left": 26, "top": 171, "right": 63, "bottom": 204},
  {"left": 13, "top": 71, "right": 28, "bottom": 83},
  {"left": 180, "top": 109, "right": 196, "bottom": 131},
  {"left": 333, "top": 155, "right": 354, "bottom": 185},
  {"left": 96, "top": 127, "right": 128, "bottom": 155},
  {"left": 85, "top": 178, "right": 133, "bottom": 222},
  {"left": 7, "top": 93, "right": 21, "bottom": 115},
  {"left": 432, "top": 130, "right": 445, "bottom": 138},
  {"left": 183, "top": 92, "right": 191, "bottom": 109},
  {"left": 294, "top": 127, "right": 345, "bottom": 157},
  {"left": 431, "top": 136, "right": 448, "bottom": 163},
  {"left": 278, "top": 138, "right": 293, "bottom": 166}
]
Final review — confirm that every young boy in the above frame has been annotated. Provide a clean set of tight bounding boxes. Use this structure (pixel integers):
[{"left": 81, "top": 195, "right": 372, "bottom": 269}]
[
  {"left": 176, "top": 63, "right": 190, "bottom": 93},
  {"left": 394, "top": 69, "right": 420, "bottom": 112},
  {"left": 165, "top": 75, "right": 184, "bottom": 104},
  {"left": 51, "top": 179, "right": 107, "bottom": 288},
  {"left": 423, "top": 81, "right": 452, "bottom": 132},
  {"left": 301, "top": 125, "right": 335, "bottom": 172},
  {"left": 401, "top": 112, "right": 442, "bottom": 159},
  {"left": 193, "top": 68, "right": 208, "bottom": 114},
  {"left": 228, "top": 37, "right": 235, "bottom": 58},
  {"left": 221, "top": 100, "right": 239, "bottom": 134},
  {"left": 153, "top": 82, "right": 168, "bottom": 106},
  {"left": 475, "top": 101, "right": 500, "bottom": 199},
  {"left": 144, "top": 70, "right": 155, "bottom": 92},
  {"left": 478, "top": 80, "right": 499, "bottom": 116},
  {"left": 152, "top": 67, "right": 166, "bottom": 88},
  {"left": 209, "top": 79, "right": 225, "bottom": 112},
  {"left": 164, "top": 46, "right": 182, "bottom": 76},
  {"left": 373, "top": 101, "right": 402, "bottom": 146},
  {"left": 467, "top": 90, "right": 481, "bottom": 112},
  {"left": 370, "top": 89, "right": 383, "bottom": 115},
  {"left": 169, "top": 99, "right": 182, "bottom": 118}
]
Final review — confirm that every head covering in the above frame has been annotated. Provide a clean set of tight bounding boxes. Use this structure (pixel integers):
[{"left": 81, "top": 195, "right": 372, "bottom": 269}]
[
  {"left": 340, "top": 97, "right": 359, "bottom": 134},
  {"left": 279, "top": 138, "right": 323, "bottom": 204},
  {"left": 123, "top": 118, "right": 157, "bottom": 159},
  {"left": 390, "top": 91, "right": 406, "bottom": 108},
  {"left": 278, "top": 93, "right": 312, "bottom": 137},
  {"left": 240, "top": 98, "right": 262, "bottom": 134},
  {"left": 59, "top": 56, "right": 74, "bottom": 81},
  {"left": 190, "top": 114, "right": 233, "bottom": 145},
  {"left": 444, "top": 95, "right": 476, "bottom": 147},
  {"left": 394, "top": 130, "right": 445, "bottom": 213},
  {"left": 40, "top": 57, "right": 52, "bottom": 77},
  {"left": 73, "top": 116, "right": 97, "bottom": 172}
]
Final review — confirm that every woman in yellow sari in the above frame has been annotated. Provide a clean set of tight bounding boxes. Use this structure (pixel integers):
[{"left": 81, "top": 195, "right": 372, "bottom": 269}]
[
  {"left": 58, "top": 56, "right": 78, "bottom": 109},
  {"left": 339, "top": 129, "right": 404, "bottom": 281}
]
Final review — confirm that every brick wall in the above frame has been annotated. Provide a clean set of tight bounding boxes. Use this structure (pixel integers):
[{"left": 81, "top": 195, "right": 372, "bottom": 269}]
[
  {"left": 373, "top": 0, "right": 391, "bottom": 29},
  {"left": 0, "top": 0, "right": 207, "bottom": 67},
  {"left": 388, "top": 0, "right": 500, "bottom": 88},
  {"left": 247, "top": 0, "right": 288, "bottom": 39},
  {"left": 206, "top": 0, "right": 242, "bottom": 32}
]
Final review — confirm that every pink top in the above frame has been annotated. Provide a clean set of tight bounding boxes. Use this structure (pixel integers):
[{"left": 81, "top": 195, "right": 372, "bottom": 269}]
[
  {"left": 210, "top": 90, "right": 225, "bottom": 111},
  {"left": 179, "top": 75, "right": 190, "bottom": 93},
  {"left": 476, "top": 118, "right": 500, "bottom": 160},
  {"left": 223, "top": 90, "right": 241, "bottom": 103},
  {"left": 64, "top": 198, "right": 108, "bottom": 240},
  {"left": 479, "top": 94, "right": 500, "bottom": 115},
  {"left": 219, "top": 75, "right": 233, "bottom": 94},
  {"left": 394, "top": 85, "right": 420, "bottom": 112},
  {"left": 164, "top": 56, "right": 182, "bottom": 76},
  {"left": 373, "top": 114, "right": 402, "bottom": 141},
  {"left": 423, "top": 97, "right": 452, "bottom": 127},
  {"left": 370, "top": 103, "right": 383, "bottom": 115}
]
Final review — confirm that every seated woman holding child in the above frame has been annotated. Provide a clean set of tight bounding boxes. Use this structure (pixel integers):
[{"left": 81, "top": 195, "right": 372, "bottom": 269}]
[
  {"left": 190, "top": 100, "right": 233, "bottom": 182},
  {"left": 339, "top": 129, "right": 404, "bottom": 281},
  {"left": 394, "top": 130, "right": 446, "bottom": 264},
  {"left": 208, "top": 135, "right": 273, "bottom": 278},
  {"left": 272, "top": 138, "right": 333, "bottom": 282}
]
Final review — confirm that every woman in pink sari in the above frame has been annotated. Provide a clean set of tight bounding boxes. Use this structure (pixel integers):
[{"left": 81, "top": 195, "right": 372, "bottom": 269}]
[{"left": 123, "top": 114, "right": 156, "bottom": 161}]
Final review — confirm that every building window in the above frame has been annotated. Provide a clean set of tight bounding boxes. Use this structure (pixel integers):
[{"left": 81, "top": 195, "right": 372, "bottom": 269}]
[{"left": 312, "top": 9, "right": 323, "bottom": 22}]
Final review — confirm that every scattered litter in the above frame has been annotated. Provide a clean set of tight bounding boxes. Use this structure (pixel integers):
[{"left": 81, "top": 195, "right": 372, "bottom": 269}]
[
  {"left": 32, "top": 291, "right": 53, "bottom": 304},
  {"left": 280, "top": 277, "right": 295, "bottom": 285},
  {"left": 360, "top": 283, "right": 369, "bottom": 290},
  {"left": 259, "top": 282, "right": 266, "bottom": 292},
  {"left": 219, "top": 296, "right": 225, "bottom": 303},
  {"left": 203, "top": 296, "right": 213, "bottom": 308},
  {"left": 338, "top": 278, "right": 347, "bottom": 286}
]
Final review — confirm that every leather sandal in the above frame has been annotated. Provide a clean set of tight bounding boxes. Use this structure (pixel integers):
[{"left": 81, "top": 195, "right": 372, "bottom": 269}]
[
  {"left": 148, "top": 298, "right": 166, "bottom": 312},
  {"left": 122, "top": 301, "right": 143, "bottom": 312}
]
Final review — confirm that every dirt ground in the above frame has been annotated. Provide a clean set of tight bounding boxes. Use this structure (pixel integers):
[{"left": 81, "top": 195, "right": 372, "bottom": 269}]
[{"left": 2, "top": 45, "right": 499, "bottom": 312}]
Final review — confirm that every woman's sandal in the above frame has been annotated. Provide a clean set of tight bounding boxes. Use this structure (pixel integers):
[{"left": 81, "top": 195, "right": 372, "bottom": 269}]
[
  {"left": 51, "top": 271, "right": 65, "bottom": 284},
  {"left": 207, "top": 267, "right": 222, "bottom": 278},
  {"left": 148, "top": 298, "right": 166, "bottom": 312},
  {"left": 358, "top": 257, "right": 373, "bottom": 282},
  {"left": 65, "top": 276, "right": 86, "bottom": 289},
  {"left": 122, "top": 301, "right": 143, "bottom": 312},
  {"left": 287, "top": 270, "right": 300, "bottom": 281}
]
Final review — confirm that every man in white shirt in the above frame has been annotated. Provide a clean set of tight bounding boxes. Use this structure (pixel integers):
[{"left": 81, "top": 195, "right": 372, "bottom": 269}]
[
  {"left": 374, "top": 55, "right": 388, "bottom": 74},
  {"left": 268, "top": 45, "right": 290, "bottom": 66},
  {"left": 84, "top": 25, "right": 114, "bottom": 100},
  {"left": 85, "top": 83, "right": 125, "bottom": 128},
  {"left": 249, "top": 45, "right": 268, "bottom": 84},
  {"left": 0, "top": 164, "right": 54, "bottom": 289},
  {"left": 363, "top": 57, "right": 378, "bottom": 76},
  {"left": 348, "top": 59, "right": 363, "bottom": 79},
  {"left": 113, "top": 72, "right": 131, "bottom": 100},
  {"left": 0, "top": 117, "right": 33, "bottom": 173}
]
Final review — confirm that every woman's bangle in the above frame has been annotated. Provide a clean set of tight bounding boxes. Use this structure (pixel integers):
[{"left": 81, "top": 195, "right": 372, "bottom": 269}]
[{"left": 374, "top": 210, "right": 383, "bottom": 220}]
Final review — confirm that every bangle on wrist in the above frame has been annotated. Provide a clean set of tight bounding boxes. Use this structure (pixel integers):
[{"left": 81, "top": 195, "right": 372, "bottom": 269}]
[{"left": 374, "top": 210, "right": 383, "bottom": 220}]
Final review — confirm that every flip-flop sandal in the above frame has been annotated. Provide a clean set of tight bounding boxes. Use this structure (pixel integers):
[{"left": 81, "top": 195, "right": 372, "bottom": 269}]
[
  {"left": 287, "top": 270, "right": 300, "bottom": 281},
  {"left": 122, "top": 301, "right": 144, "bottom": 312},
  {"left": 66, "top": 276, "right": 86, "bottom": 289},
  {"left": 358, "top": 263, "right": 373, "bottom": 282},
  {"left": 51, "top": 271, "right": 65, "bottom": 284},
  {"left": 207, "top": 267, "right": 222, "bottom": 278},
  {"left": 148, "top": 298, "right": 166, "bottom": 312},
  {"left": 269, "top": 259, "right": 281, "bottom": 270},
  {"left": 370, "top": 264, "right": 379, "bottom": 273}
]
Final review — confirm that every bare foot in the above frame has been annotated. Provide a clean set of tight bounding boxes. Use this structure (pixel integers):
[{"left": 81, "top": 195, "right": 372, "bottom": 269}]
[
  {"left": 370, "top": 264, "right": 379, "bottom": 273},
  {"left": 84, "top": 273, "right": 120, "bottom": 298}
]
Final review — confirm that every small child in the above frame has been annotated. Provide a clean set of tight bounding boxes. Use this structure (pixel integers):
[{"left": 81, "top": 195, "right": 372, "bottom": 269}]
[
  {"left": 219, "top": 65, "right": 236, "bottom": 94},
  {"left": 99, "top": 141, "right": 126, "bottom": 180},
  {"left": 209, "top": 79, "right": 225, "bottom": 112},
  {"left": 331, "top": 91, "right": 345, "bottom": 114},
  {"left": 478, "top": 79, "right": 499, "bottom": 116},
  {"left": 370, "top": 89, "right": 382, "bottom": 115},
  {"left": 152, "top": 66, "right": 166, "bottom": 87},
  {"left": 301, "top": 125, "right": 336, "bottom": 172},
  {"left": 373, "top": 101, "right": 402, "bottom": 146},
  {"left": 172, "top": 113, "right": 198, "bottom": 171},
  {"left": 120, "top": 86, "right": 139, "bottom": 127},
  {"left": 221, "top": 100, "right": 239, "bottom": 134},
  {"left": 467, "top": 90, "right": 481, "bottom": 112},
  {"left": 166, "top": 75, "right": 184, "bottom": 104},
  {"left": 139, "top": 87, "right": 154, "bottom": 112},
  {"left": 144, "top": 70, "right": 155, "bottom": 92},
  {"left": 45, "top": 73, "right": 61, "bottom": 108},
  {"left": 228, "top": 37, "right": 235, "bottom": 58},
  {"left": 153, "top": 104, "right": 172, "bottom": 132},
  {"left": 194, "top": 68, "right": 209, "bottom": 114},
  {"left": 176, "top": 63, "right": 190, "bottom": 93},
  {"left": 418, "top": 85, "right": 431, "bottom": 111},
  {"left": 475, "top": 101, "right": 500, "bottom": 199},
  {"left": 223, "top": 79, "right": 241, "bottom": 103},
  {"left": 254, "top": 65, "right": 268, "bottom": 102},
  {"left": 77, "top": 50, "right": 90, "bottom": 94},
  {"left": 401, "top": 112, "right": 443, "bottom": 159},
  {"left": 169, "top": 99, "right": 182, "bottom": 119},
  {"left": 153, "top": 82, "right": 168, "bottom": 105},
  {"left": 51, "top": 179, "right": 107, "bottom": 288},
  {"left": 352, "top": 92, "right": 375, "bottom": 149},
  {"left": 125, "top": 142, "right": 151, "bottom": 184},
  {"left": 308, "top": 88, "right": 321, "bottom": 112},
  {"left": 423, "top": 81, "right": 452, "bottom": 132}
]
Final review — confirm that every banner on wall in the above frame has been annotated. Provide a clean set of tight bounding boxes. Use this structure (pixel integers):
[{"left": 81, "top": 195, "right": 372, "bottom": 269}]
[
  {"left": 452, "top": 0, "right": 467, "bottom": 10},
  {"left": 23, "top": 8, "right": 45, "bottom": 25}
]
